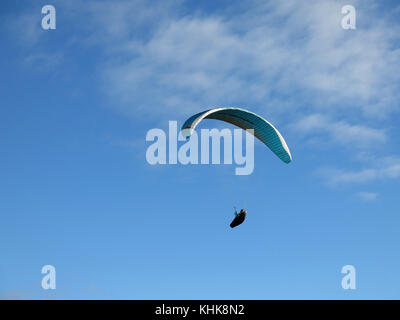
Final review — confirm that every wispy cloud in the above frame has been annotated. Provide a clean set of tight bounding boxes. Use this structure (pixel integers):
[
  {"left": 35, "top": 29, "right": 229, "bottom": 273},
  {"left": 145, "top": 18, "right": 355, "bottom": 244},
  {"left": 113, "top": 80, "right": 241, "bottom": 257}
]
[
  {"left": 90, "top": 0, "right": 400, "bottom": 121},
  {"left": 356, "top": 191, "right": 378, "bottom": 201},
  {"left": 317, "top": 158, "right": 400, "bottom": 185},
  {"left": 7, "top": 0, "right": 400, "bottom": 121},
  {"left": 3, "top": 11, "right": 43, "bottom": 46},
  {"left": 5, "top": 0, "right": 400, "bottom": 191},
  {"left": 292, "top": 114, "right": 386, "bottom": 148},
  {"left": 23, "top": 52, "right": 64, "bottom": 70},
  {"left": 0, "top": 290, "right": 27, "bottom": 300}
]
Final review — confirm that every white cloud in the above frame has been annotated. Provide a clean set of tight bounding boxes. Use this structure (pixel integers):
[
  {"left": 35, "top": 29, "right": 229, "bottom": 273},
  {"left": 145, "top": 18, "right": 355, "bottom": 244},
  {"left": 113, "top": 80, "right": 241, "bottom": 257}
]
[
  {"left": 292, "top": 114, "right": 386, "bottom": 148},
  {"left": 3, "top": 12, "right": 43, "bottom": 46},
  {"left": 68, "top": 0, "right": 399, "bottom": 122},
  {"left": 317, "top": 159, "right": 400, "bottom": 185},
  {"left": 356, "top": 192, "right": 378, "bottom": 201},
  {"left": 317, "top": 167, "right": 377, "bottom": 184},
  {"left": 7, "top": 0, "right": 400, "bottom": 122},
  {"left": 23, "top": 52, "right": 64, "bottom": 70},
  {"left": 6, "top": 0, "right": 400, "bottom": 190},
  {"left": 69, "top": 0, "right": 400, "bottom": 191}
]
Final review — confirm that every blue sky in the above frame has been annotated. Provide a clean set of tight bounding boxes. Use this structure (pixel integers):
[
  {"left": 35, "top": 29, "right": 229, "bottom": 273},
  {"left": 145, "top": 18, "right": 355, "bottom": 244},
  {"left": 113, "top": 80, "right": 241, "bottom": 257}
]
[{"left": 1, "top": 0, "right": 400, "bottom": 299}]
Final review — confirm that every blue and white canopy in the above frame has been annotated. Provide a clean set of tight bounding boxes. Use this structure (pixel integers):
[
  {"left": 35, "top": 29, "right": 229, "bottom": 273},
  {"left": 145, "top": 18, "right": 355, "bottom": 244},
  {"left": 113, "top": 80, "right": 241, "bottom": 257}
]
[{"left": 181, "top": 107, "right": 292, "bottom": 163}]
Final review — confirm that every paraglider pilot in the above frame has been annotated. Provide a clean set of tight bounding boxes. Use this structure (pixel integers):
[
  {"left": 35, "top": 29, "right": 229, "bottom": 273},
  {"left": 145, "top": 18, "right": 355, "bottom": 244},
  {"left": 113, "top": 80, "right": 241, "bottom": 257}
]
[{"left": 230, "top": 208, "right": 247, "bottom": 228}]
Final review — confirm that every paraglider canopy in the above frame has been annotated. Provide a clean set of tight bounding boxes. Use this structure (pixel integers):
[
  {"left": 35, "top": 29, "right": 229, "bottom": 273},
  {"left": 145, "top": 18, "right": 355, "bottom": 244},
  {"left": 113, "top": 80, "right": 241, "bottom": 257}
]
[{"left": 181, "top": 107, "right": 292, "bottom": 164}]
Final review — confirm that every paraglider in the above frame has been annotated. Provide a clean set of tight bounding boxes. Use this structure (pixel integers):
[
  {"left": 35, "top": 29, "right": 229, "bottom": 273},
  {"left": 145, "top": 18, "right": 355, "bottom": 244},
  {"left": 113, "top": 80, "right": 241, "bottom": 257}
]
[
  {"left": 230, "top": 208, "right": 247, "bottom": 228},
  {"left": 181, "top": 107, "right": 292, "bottom": 164},
  {"left": 180, "top": 107, "right": 292, "bottom": 229}
]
